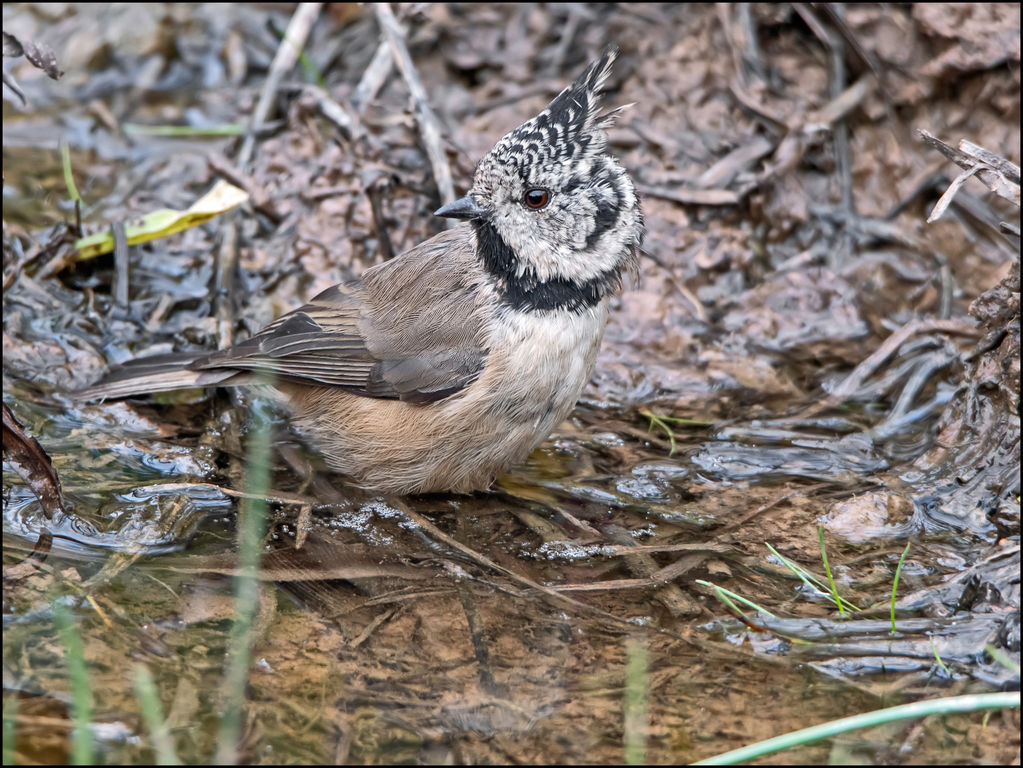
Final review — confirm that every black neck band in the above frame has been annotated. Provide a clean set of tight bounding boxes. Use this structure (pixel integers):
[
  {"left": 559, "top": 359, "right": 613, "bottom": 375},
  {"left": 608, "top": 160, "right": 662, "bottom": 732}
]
[{"left": 473, "top": 221, "right": 621, "bottom": 313}]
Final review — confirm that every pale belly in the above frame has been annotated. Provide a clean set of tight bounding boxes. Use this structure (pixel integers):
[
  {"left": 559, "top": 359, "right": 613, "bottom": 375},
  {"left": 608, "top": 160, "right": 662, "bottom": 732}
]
[{"left": 282, "top": 301, "right": 610, "bottom": 493}]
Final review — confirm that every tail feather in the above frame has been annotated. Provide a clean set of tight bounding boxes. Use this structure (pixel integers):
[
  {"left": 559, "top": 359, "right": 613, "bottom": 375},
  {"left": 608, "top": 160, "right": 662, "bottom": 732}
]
[{"left": 73, "top": 352, "right": 239, "bottom": 401}]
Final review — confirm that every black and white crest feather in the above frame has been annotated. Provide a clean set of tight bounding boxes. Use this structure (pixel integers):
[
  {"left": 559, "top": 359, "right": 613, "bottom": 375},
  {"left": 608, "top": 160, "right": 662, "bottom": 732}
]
[
  {"left": 494, "top": 46, "right": 621, "bottom": 168},
  {"left": 466, "top": 46, "right": 644, "bottom": 312}
]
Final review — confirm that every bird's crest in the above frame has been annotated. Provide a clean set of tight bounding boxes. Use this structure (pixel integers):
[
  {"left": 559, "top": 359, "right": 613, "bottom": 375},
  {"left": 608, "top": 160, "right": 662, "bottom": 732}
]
[{"left": 489, "top": 46, "right": 625, "bottom": 168}]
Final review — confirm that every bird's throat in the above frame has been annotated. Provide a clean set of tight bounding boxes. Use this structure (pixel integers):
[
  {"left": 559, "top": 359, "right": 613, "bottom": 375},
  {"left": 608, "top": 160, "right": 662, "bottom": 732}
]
[{"left": 473, "top": 221, "right": 622, "bottom": 313}]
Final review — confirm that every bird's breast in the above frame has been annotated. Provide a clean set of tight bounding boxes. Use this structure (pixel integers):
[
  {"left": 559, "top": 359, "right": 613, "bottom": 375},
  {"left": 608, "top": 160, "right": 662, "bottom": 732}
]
[{"left": 476, "top": 300, "right": 610, "bottom": 425}]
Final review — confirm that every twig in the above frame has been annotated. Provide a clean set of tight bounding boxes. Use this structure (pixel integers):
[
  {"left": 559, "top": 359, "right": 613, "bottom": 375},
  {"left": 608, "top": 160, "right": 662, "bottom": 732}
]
[
  {"left": 927, "top": 165, "right": 996, "bottom": 224},
  {"left": 793, "top": 3, "right": 831, "bottom": 45},
  {"left": 635, "top": 182, "right": 751, "bottom": 207},
  {"left": 804, "top": 75, "right": 872, "bottom": 130},
  {"left": 2, "top": 237, "right": 58, "bottom": 293},
  {"left": 300, "top": 84, "right": 363, "bottom": 140},
  {"left": 237, "top": 2, "right": 323, "bottom": 169},
  {"left": 959, "top": 139, "right": 1021, "bottom": 184},
  {"left": 3, "top": 403, "right": 65, "bottom": 518},
  {"left": 365, "top": 172, "right": 396, "bottom": 261},
  {"left": 373, "top": 3, "right": 456, "bottom": 217},
  {"left": 111, "top": 221, "right": 129, "bottom": 307},
  {"left": 214, "top": 220, "right": 238, "bottom": 349},
  {"left": 293, "top": 503, "right": 311, "bottom": 550},
  {"left": 390, "top": 498, "right": 634, "bottom": 625},
  {"left": 917, "top": 129, "right": 1021, "bottom": 208},
  {"left": 601, "top": 523, "right": 700, "bottom": 617},
  {"left": 736, "top": 3, "right": 767, "bottom": 83},
  {"left": 718, "top": 4, "right": 766, "bottom": 86},
  {"left": 351, "top": 40, "right": 393, "bottom": 115},
  {"left": 868, "top": 349, "right": 958, "bottom": 440},
  {"left": 817, "top": 2, "right": 854, "bottom": 269},
  {"left": 717, "top": 5, "right": 745, "bottom": 87},
  {"left": 349, "top": 607, "right": 398, "bottom": 648},
  {"left": 554, "top": 578, "right": 654, "bottom": 592},
  {"left": 729, "top": 77, "right": 789, "bottom": 134},
  {"left": 789, "top": 318, "right": 980, "bottom": 421},
  {"left": 456, "top": 581, "right": 499, "bottom": 693},
  {"left": 695, "top": 135, "right": 774, "bottom": 189},
  {"left": 816, "top": 1, "right": 899, "bottom": 133}
]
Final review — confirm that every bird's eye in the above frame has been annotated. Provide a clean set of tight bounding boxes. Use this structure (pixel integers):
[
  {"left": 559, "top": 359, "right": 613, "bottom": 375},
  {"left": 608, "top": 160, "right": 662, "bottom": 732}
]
[{"left": 523, "top": 188, "right": 550, "bottom": 209}]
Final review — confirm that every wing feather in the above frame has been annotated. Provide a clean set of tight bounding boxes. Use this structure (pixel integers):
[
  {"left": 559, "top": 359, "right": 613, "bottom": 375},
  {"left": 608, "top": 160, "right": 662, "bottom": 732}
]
[{"left": 191, "top": 227, "right": 489, "bottom": 403}]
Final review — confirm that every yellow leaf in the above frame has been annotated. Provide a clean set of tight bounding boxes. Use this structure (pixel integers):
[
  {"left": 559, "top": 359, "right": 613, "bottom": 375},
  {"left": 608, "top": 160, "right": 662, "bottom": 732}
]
[{"left": 74, "top": 180, "right": 249, "bottom": 260}]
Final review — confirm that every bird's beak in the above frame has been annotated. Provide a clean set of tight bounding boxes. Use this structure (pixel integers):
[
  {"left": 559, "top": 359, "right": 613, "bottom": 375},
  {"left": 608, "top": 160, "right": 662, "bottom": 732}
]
[{"left": 434, "top": 195, "right": 486, "bottom": 220}]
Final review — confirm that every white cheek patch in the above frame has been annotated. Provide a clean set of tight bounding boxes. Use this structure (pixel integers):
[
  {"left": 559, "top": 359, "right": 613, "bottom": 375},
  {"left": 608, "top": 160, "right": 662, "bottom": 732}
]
[{"left": 487, "top": 162, "right": 640, "bottom": 286}]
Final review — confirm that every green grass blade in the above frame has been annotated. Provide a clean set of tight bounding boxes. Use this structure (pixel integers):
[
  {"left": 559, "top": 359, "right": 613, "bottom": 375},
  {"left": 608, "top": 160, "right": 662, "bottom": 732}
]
[
  {"left": 214, "top": 392, "right": 272, "bottom": 765},
  {"left": 695, "top": 580, "right": 778, "bottom": 619},
  {"left": 766, "top": 543, "right": 860, "bottom": 612},
  {"left": 817, "top": 526, "right": 846, "bottom": 616},
  {"left": 657, "top": 415, "right": 712, "bottom": 426},
  {"left": 133, "top": 665, "right": 181, "bottom": 765},
  {"left": 986, "top": 644, "right": 1021, "bottom": 674},
  {"left": 60, "top": 141, "right": 81, "bottom": 202},
  {"left": 52, "top": 601, "right": 94, "bottom": 766},
  {"left": 692, "top": 692, "right": 1020, "bottom": 765},
  {"left": 624, "top": 639, "right": 648, "bottom": 765},
  {"left": 890, "top": 541, "right": 911, "bottom": 635},
  {"left": 2, "top": 693, "right": 17, "bottom": 765},
  {"left": 640, "top": 409, "right": 677, "bottom": 455},
  {"left": 123, "top": 123, "right": 247, "bottom": 137},
  {"left": 766, "top": 543, "right": 830, "bottom": 593},
  {"left": 929, "top": 637, "right": 951, "bottom": 677}
]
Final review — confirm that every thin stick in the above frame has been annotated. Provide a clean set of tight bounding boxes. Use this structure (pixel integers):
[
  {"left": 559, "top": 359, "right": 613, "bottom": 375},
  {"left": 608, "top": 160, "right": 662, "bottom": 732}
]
[
  {"left": 221, "top": 2, "right": 321, "bottom": 356},
  {"left": 351, "top": 40, "right": 393, "bottom": 115},
  {"left": 112, "top": 221, "right": 129, "bottom": 307},
  {"left": 390, "top": 499, "right": 631, "bottom": 624},
  {"left": 237, "top": 2, "right": 323, "bottom": 168},
  {"left": 918, "top": 129, "right": 1020, "bottom": 207},
  {"left": 788, "top": 318, "right": 980, "bottom": 421},
  {"left": 214, "top": 219, "right": 237, "bottom": 349},
  {"left": 373, "top": 3, "right": 456, "bottom": 216}
]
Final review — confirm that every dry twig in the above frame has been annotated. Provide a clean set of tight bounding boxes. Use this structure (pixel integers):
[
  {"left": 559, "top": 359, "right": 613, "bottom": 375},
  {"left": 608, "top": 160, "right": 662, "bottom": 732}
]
[
  {"left": 918, "top": 129, "right": 1021, "bottom": 213},
  {"left": 390, "top": 498, "right": 636, "bottom": 627},
  {"left": 373, "top": 3, "right": 457, "bottom": 217},
  {"left": 237, "top": 2, "right": 323, "bottom": 168},
  {"left": 789, "top": 318, "right": 981, "bottom": 421},
  {"left": 351, "top": 40, "right": 393, "bottom": 115}
]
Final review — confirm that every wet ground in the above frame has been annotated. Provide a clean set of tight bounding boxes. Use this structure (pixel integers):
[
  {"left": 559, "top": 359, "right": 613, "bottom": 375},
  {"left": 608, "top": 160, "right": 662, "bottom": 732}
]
[{"left": 3, "top": 3, "right": 1020, "bottom": 764}]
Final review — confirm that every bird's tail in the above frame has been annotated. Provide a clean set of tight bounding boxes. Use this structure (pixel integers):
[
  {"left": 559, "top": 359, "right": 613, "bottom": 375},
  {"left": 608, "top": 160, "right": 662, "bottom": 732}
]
[{"left": 73, "top": 352, "right": 240, "bottom": 401}]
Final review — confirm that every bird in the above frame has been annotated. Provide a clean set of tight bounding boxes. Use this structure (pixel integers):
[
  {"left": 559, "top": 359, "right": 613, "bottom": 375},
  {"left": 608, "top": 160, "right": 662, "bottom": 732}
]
[{"left": 76, "top": 46, "right": 644, "bottom": 494}]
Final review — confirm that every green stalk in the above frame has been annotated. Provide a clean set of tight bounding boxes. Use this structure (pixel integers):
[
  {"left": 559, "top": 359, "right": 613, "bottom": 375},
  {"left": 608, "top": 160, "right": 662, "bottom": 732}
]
[
  {"left": 624, "top": 639, "right": 648, "bottom": 765},
  {"left": 133, "top": 665, "right": 181, "bottom": 765},
  {"left": 52, "top": 601, "right": 94, "bottom": 765},
  {"left": 695, "top": 580, "right": 777, "bottom": 618},
  {"left": 3, "top": 693, "right": 18, "bottom": 765},
  {"left": 817, "top": 526, "right": 845, "bottom": 616},
  {"left": 214, "top": 393, "right": 272, "bottom": 765},
  {"left": 124, "top": 123, "right": 247, "bottom": 137},
  {"left": 60, "top": 140, "right": 81, "bottom": 202},
  {"left": 890, "top": 541, "right": 911, "bottom": 634},
  {"left": 692, "top": 692, "right": 1020, "bottom": 765}
]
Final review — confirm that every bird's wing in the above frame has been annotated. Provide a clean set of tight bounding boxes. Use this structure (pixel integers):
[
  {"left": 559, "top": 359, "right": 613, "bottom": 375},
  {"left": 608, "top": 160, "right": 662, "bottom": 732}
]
[{"left": 193, "top": 227, "right": 490, "bottom": 404}]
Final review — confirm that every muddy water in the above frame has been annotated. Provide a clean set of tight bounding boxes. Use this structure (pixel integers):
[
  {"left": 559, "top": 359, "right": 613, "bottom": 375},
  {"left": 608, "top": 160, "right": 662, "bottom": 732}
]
[{"left": 3, "top": 3, "right": 1020, "bottom": 765}]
